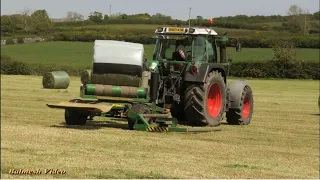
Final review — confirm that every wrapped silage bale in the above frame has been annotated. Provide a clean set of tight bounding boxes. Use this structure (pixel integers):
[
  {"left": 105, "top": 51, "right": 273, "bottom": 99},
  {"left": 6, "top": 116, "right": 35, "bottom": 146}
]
[
  {"left": 90, "top": 73, "right": 141, "bottom": 87},
  {"left": 80, "top": 69, "right": 92, "bottom": 84},
  {"left": 42, "top": 71, "right": 70, "bottom": 89},
  {"left": 318, "top": 95, "right": 320, "bottom": 111},
  {"left": 91, "top": 40, "right": 144, "bottom": 87}
]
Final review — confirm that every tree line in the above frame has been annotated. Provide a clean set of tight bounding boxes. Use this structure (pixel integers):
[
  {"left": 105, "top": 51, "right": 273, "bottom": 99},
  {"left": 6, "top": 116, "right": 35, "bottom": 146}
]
[{"left": 1, "top": 4, "right": 319, "bottom": 36}]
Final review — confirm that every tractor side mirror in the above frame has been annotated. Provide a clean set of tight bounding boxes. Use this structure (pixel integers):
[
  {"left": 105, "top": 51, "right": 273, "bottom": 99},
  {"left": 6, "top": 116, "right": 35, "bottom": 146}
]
[{"left": 236, "top": 42, "right": 242, "bottom": 52}]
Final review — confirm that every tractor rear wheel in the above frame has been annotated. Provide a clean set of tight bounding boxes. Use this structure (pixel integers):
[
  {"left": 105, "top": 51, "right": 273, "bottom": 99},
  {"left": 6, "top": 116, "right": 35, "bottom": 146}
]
[
  {"left": 184, "top": 70, "right": 226, "bottom": 126},
  {"left": 226, "top": 85, "right": 253, "bottom": 125},
  {"left": 65, "top": 108, "right": 88, "bottom": 125}
]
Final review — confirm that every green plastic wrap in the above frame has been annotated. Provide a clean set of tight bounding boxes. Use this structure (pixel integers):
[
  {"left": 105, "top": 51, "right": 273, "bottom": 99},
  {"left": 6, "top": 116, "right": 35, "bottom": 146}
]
[
  {"left": 85, "top": 84, "right": 146, "bottom": 98},
  {"left": 42, "top": 71, "right": 70, "bottom": 89}
]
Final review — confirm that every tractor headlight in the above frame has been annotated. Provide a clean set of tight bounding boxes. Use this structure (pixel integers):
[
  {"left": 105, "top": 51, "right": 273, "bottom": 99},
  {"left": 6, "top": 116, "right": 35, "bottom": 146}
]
[
  {"left": 149, "top": 62, "right": 158, "bottom": 72},
  {"left": 157, "top": 28, "right": 164, "bottom": 32},
  {"left": 189, "top": 28, "right": 195, "bottom": 33}
]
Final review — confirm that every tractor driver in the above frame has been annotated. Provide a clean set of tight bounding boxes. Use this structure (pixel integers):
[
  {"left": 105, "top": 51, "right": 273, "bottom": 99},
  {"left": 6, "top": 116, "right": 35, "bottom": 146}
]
[
  {"left": 169, "top": 38, "right": 190, "bottom": 71},
  {"left": 175, "top": 38, "right": 190, "bottom": 61}
]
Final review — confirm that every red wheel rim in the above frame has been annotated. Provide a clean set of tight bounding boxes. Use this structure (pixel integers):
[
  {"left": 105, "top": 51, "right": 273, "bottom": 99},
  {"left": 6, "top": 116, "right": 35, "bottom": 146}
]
[
  {"left": 242, "top": 96, "right": 250, "bottom": 119},
  {"left": 207, "top": 83, "right": 222, "bottom": 118}
]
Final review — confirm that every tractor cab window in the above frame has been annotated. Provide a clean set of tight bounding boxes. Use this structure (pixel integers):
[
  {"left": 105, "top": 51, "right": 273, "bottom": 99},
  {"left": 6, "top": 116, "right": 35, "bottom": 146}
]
[
  {"left": 153, "top": 36, "right": 192, "bottom": 61},
  {"left": 163, "top": 40, "right": 176, "bottom": 60},
  {"left": 192, "top": 36, "right": 207, "bottom": 61},
  {"left": 206, "top": 37, "right": 217, "bottom": 62},
  {"left": 153, "top": 35, "right": 218, "bottom": 62}
]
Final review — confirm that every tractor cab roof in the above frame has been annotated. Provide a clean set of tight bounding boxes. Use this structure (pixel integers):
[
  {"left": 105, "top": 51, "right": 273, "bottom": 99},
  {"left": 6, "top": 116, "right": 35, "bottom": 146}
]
[{"left": 154, "top": 27, "right": 218, "bottom": 36}]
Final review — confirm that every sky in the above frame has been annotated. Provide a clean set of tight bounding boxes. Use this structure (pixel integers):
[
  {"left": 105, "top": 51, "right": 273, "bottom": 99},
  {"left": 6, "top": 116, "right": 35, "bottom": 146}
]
[{"left": 1, "top": 0, "right": 319, "bottom": 20}]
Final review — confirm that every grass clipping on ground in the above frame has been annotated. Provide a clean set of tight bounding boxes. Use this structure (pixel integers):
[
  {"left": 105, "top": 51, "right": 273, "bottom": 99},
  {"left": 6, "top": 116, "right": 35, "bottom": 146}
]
[
  {"left": 90, "top": 73, "right": 141, "bottom": 87},
  {"left": 42, "top": 71, "right": 70, "bottom": 89}
]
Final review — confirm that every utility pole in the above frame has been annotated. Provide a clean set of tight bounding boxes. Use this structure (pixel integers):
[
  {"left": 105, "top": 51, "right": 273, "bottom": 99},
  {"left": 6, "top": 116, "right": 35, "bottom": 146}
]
[
  {"left": 304, "top": 9, "right": 309, "bottom": 35},
  {"left": 188, "top": 7, "right": 192, "bottom": 27},
  {"left": 304, "top": 13, "right": 306, "bottom": 35}
]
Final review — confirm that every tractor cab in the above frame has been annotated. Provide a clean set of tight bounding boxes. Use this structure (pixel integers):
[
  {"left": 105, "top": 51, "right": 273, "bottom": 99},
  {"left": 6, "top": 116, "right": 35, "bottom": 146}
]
[
  {"left": 152, "top": 27, "right": 220, "bottom": 64},
  {"left": 151, "top": 27, "right": 242, "bottom": 66}
]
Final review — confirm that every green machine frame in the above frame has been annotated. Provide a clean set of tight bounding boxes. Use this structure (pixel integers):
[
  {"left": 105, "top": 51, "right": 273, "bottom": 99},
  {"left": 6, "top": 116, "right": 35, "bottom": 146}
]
[{"left": 60, "top": 85, "right": 222, "bottom": 132}]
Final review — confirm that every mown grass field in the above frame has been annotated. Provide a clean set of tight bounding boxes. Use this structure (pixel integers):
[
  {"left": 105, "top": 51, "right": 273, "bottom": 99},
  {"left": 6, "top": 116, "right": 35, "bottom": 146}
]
[
  {"left": 1, "top": 75, "right": 319, "bottom": 179},
  {"left": 1, "top": 42, "right": 319, "bottom": 67}
]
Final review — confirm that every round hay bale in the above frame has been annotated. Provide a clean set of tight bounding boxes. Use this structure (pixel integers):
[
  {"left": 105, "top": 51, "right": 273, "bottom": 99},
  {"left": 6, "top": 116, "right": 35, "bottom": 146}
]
[
  {"left": 42, "top": 71, "right": 70, "bottom": 89},
  {"left": 80, "top": 69, "right": 92, "bottom": 84},
  {"left": 318, "top": 95, "right": 320, "bottom": 111}
]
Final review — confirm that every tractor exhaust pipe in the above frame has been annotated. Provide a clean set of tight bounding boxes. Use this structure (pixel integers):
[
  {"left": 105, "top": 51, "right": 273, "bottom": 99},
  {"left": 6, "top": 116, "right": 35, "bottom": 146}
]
[
  {"left": 220, "top": 42, "right": 227, "bottom": 63},
  {"left": 150, "top": 72, "right": 159, "bottom": 103}
]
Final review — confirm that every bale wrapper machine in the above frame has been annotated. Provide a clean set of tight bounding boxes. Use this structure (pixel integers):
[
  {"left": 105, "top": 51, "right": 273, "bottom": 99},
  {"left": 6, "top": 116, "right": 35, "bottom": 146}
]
[{"left": 47, "top": 26, "right": 254, "bottom": 132}]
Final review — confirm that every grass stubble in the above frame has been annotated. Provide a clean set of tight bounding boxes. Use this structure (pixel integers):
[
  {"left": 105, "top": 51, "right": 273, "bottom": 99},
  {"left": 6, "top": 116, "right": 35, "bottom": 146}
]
[{"left": 1, "top": 75, "right": 319, "bottom": 179}]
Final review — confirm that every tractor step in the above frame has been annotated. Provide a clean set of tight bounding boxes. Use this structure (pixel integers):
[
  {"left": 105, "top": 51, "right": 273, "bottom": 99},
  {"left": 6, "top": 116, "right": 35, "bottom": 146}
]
[
  {"left": 131, "top": 111, "right": 222, "bottom": 133},
  {"left": 136, "top": 126, "right": 222, "bottom": 132}
]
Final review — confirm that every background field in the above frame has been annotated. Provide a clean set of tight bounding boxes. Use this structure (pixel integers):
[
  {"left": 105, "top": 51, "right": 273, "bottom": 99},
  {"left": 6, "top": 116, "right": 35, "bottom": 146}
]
[
  {"left": 1, "top": 42, "right": 319, "bottom": 67},
  {"left": 52, "top": 24, "right": 303, "bottom": 38},
  {"left": 1, "top": 75, "right": 319, "bottom": 179}
]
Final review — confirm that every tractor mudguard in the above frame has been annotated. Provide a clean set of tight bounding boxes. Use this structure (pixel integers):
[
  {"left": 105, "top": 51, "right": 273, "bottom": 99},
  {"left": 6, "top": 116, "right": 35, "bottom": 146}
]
[
  {"left": 184, "top": 63, "right": 226, "bottom": 83},
  {"left": 227, "top": 81, "right": 249, "bottom": 108}
]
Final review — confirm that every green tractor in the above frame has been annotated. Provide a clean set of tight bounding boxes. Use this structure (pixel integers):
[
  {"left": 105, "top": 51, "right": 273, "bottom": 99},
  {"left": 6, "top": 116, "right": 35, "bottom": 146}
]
[{"left": 47, "top": 26, "right": 254, "bottom": 132}]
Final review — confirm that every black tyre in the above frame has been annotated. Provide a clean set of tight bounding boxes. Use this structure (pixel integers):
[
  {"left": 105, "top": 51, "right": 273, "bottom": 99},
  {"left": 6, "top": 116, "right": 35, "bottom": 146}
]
[
  {"left": 226, "top": 86, "right": 253, "bottom": 125},
  {"left": 184, "top": 70, "right": 227, "bottom": 126},
  {"left": 170, "top": 102, "right": 186, "bottom": 122},
  {"left": 65, "top": 109, "right": 88, "bottom": 125},
  {"left": 128, "top": 104, "right": 150, "bottom": 130},
  {"left": 128, "top": 118, "right": 135, "bottom": 130}
]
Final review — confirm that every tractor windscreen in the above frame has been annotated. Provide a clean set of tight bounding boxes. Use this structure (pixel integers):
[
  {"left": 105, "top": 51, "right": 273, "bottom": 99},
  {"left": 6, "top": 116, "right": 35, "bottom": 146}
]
[
  {"left": 153, "top": 35, "right": 191, "bottom": 61},
  {"left": 152, "top": 35, "right": 208, "bottom": 62}
]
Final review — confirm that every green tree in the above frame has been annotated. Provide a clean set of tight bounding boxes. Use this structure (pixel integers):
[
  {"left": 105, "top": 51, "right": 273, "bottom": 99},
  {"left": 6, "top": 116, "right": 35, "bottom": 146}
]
[
  {"left": 1, "top": 15, "right": 14, "bottom": 33},
  {"left": 30, "top": 9, "right": 53, "bottom": 32},
  {"left": 21, "top": 8, "right": 33, "bottom": 32},
  {"left": 65, "top": 11, "right": 84, "bottom": 21},
  {"left": 313, "top": 11, "right": 320, "bottom": 20},
  {"left": 286, "top": 4, "right": 306, "bottom": 34},
  {"left": 0, "top": 14, "right": 25, "bottom": 33},
  {"left": 88, "top": 11, "right": 103, "bottom": 23},
  {"left": 272, "top": 40, "right": 297, "bottom": 62},
  {"left": 132, "top": 13, "right": 151, "bottom": 20},
  {"left": 287, "top": 5, "right": 304, "bottom": 16},
  {"left": 120, "top": 13, "right": 128, "bottom": 19},
  {"left": 196, "top": 16, "right": 204, "bottom": 26},
  {"left": 151, "top": 13, "right": 172, "bottom": 20}
]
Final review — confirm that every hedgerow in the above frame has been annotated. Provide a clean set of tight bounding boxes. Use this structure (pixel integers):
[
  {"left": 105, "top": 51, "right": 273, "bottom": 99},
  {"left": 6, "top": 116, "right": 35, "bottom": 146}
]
[
  {"left": 230, "top": 60, "right": 320, "bottom": 79},
  {"left": 1, "top": 55, "right": 318, "bottom": 79},
  {"left": 1, "top": 55, "right": 89, "bottom": 76},
  {"left": 51, "top": 31, "right": 319, "bottom": 48}
]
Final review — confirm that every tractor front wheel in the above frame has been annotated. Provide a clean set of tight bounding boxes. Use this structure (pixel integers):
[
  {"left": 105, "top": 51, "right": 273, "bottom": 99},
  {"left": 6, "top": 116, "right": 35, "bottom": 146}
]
[
  {"left": 184, "top": 70, "right": 226, "bottom": 126},
  {"left": 65, "top": 109, "right": 88, "bottom": 125},
  {"left": 226, "top": 85, "right": 253, "bottom": 125}
]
